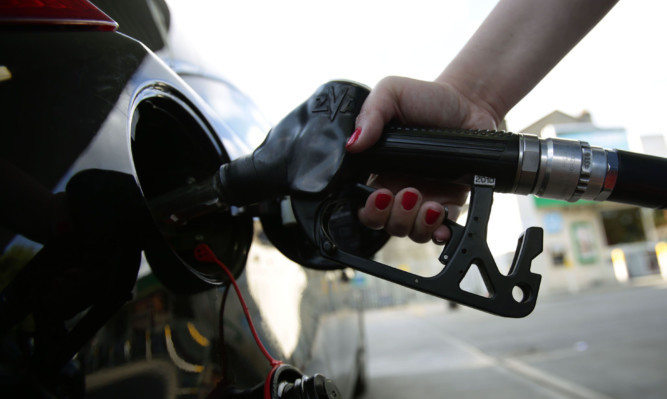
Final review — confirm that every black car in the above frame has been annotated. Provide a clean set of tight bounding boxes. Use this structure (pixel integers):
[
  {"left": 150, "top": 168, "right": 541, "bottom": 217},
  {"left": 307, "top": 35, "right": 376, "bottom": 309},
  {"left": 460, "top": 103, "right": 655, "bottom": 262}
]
[{"left": 0, "top": 1, "right": 366, "bottom": 397}]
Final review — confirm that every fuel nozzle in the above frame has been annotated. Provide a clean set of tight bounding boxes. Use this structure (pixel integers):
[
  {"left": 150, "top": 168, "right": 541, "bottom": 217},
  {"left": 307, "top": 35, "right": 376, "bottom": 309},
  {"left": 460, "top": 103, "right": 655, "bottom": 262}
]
[
  {"left": 147, "top": 80, "right": 370, "bottom": 227},
  {"left": 145, "top": 80, "right": 667, "bottom": 317},
  {"left": 147, "top": 174, "right": 228, "bottom": 227},
  {"left": 216, "top": 80, "right": 370, "bottom": 207},
  {"left": 361, "top": 126, "right": 667, "bottom": 209}
]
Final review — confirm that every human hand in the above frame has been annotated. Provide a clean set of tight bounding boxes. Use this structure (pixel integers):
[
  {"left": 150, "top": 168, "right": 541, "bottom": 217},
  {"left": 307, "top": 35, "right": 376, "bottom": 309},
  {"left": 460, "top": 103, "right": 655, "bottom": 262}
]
[{"left": 345, "top": 76, "right": 499, "bottom": 243}]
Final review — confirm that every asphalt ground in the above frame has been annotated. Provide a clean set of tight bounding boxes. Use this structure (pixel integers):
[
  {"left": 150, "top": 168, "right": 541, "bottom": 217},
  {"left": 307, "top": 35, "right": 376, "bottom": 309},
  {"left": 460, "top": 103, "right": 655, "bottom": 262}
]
[{"left": 359, "top": 278, "right": 667, "bottom": 399}]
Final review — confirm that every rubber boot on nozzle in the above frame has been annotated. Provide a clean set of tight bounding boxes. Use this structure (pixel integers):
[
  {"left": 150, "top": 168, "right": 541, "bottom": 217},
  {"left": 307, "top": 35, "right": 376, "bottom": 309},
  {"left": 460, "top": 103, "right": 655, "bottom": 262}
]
[{"left": 217, "top": 81, "right": 371, "bottom": 206}]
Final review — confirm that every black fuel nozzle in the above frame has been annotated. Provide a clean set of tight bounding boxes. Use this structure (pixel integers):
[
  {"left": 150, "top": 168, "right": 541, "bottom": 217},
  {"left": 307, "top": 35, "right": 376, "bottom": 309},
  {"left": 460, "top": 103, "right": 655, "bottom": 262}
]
[
  {"left": 147, "top": 173, "right": 228, "bottom": 227},
  {"left": 154, "top": 79, "right": 667, "bottom": 226},
  {"left": 150, "top": 80, "right": 667, "bottom": 317},
  {"left": 147, "top": 80, "right": 369, "bottom": 227},
  {"left": 216, "top": 80, "right": 370, "bottom": 206}
]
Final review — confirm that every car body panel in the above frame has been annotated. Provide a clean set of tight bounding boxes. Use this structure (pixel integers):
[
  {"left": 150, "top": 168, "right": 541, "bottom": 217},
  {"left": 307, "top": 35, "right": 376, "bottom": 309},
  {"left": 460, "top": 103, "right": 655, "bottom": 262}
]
[{"left": 0, "top": 5, "right": 365, "bottom": 398}]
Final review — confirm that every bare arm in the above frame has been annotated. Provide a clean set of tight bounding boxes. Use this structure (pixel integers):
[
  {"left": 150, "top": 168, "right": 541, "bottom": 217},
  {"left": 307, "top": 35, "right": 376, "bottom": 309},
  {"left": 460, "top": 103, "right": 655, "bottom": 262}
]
[
  {"left": 440, "top": 0, "right": 618, "bottom": 125},
  {"left": 347, "top": 0, "right": 618, "bottom": 243}
]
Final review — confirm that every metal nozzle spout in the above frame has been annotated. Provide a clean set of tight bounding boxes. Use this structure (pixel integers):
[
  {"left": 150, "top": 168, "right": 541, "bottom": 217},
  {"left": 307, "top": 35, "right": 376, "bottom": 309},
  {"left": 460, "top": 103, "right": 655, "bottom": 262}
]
[{"left": 147, "top": 173, "right": 228, "bottom": 227}]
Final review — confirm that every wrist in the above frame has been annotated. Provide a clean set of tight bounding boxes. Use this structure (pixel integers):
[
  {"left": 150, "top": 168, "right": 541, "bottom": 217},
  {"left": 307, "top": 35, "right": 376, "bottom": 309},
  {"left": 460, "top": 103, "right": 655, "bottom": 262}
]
[{"left": 433, "top": 73, "right": 505, "bottom": 130}]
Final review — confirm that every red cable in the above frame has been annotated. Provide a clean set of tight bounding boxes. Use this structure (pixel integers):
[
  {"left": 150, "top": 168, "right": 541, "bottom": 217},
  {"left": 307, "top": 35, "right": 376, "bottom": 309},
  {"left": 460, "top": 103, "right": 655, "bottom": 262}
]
[
  {"left": 264, "top": 364, "right": 282, "bottom": 399},
  {"left": 218, "top": 283, "right": 231, "bottom": 381},
  {"left": 194, "top": 244, "right": 283, "bottom": 385}
]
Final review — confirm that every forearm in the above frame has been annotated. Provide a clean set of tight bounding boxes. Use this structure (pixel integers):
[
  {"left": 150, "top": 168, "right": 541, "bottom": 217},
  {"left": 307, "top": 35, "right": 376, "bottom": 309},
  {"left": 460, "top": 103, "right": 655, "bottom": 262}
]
[{"left": 438, "top": 0, "right": 617, "bottom": 124}]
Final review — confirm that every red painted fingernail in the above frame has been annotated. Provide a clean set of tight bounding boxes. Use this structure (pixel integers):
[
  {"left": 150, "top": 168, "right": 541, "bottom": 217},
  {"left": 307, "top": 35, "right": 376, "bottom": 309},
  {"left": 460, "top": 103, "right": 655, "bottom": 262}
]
[
  {"left": 345, "top": 127, "right": 361, "bottom": 149},
  {"left": 375, "top": 193, "right": 392, "bottom": 210},
  {"left": 401, "top": 191, "right": 418, "bottom": 210},
  {"left": 425, "top": 208, "right": 441, "bottom": 225}
]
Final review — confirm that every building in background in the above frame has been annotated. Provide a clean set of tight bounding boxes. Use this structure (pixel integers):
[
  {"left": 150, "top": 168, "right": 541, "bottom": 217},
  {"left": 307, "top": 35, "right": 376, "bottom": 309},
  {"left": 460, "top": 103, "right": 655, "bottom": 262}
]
[{"left": 520, "top": 111, "right": 667, "bottom": 293}]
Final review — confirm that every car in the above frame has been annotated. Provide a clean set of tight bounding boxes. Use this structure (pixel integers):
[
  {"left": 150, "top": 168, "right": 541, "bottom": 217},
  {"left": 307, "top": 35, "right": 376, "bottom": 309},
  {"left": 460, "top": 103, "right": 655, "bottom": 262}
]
[{"left": 0, "top": 1, "right": 367, "bottom": 397}]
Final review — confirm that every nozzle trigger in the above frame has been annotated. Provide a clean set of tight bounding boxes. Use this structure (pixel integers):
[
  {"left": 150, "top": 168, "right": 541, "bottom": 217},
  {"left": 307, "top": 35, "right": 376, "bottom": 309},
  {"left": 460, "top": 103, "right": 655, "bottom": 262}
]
[{"left": 315, "top": 176, "right": 543, "bottom": 318}]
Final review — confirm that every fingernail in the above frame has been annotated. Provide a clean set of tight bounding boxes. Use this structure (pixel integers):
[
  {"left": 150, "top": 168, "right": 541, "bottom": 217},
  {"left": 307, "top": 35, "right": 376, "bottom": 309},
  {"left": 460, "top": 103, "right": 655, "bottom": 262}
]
[
  {"left": 401, "top": 191, "right": 418, "bottom": 211},
  {"left": 425, "top": 208, "right": 441, "bottom": 225},
  {"left": 346, "top": 127, "right": 361, "bottom": 149},
  {"left": 374, "top": 193, "right": 392, "bottom": 210}
]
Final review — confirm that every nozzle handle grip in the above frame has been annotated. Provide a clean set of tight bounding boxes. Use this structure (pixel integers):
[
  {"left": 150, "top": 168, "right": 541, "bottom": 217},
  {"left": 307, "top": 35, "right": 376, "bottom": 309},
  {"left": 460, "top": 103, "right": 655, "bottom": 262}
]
[{"left": 358, "top": 127, "right": 521, "bottom": 192}]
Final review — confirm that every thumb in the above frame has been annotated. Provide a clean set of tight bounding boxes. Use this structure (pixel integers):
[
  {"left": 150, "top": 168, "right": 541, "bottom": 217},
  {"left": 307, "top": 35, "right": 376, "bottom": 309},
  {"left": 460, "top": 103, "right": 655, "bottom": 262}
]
[
  {"left": 346, "top": 83, "right": 399, "bottom": 153},
  {"left": 345, "top": 110, "right": 385, "bottom": 153}
]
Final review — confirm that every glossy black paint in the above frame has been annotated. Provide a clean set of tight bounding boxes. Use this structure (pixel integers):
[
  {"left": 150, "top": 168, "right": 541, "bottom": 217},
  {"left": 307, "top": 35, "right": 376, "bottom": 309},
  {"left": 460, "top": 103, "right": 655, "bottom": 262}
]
[{"left": 0, "top": 5, "right": 365, "bottom": 398}]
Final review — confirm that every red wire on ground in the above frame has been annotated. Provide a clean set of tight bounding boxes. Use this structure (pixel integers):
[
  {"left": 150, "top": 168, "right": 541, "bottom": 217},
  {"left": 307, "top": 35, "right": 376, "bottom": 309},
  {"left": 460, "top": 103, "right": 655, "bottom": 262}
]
[
  {"left": 218, "top": 282, "right": 231, "bottom": 381},
  {"left": 194, "top": 244, "right": 283, "bottom": 399}
]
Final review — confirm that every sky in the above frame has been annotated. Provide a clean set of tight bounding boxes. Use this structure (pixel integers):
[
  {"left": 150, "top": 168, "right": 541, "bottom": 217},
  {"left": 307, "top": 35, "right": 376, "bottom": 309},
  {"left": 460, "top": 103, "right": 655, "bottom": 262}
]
[
  {"left": 166, "top": 0, "right": 667, "bottom": 256},
  {"left": 168, "top": 0, "right": 667, "bottom": 151}
]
